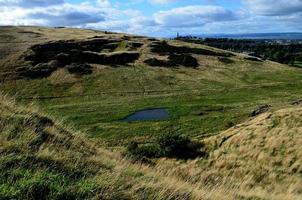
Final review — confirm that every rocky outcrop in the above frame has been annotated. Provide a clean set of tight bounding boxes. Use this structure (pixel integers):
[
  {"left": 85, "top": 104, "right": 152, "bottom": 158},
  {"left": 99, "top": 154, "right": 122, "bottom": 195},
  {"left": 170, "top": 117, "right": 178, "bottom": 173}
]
[
  {"left": 150, "top": 41, "right": 234, "bottom": 57},
  {"left": 250, "top": 104, "right": 271, "bottom": 117},
  {"left": 144, "top": 54, "right": 198, "bottom": 68},
  {"left": 66, "top": 63, "right": 93, "bottom": 75},
  {"left": 18, "top": 39, "right": 141, "bottom": 79}
]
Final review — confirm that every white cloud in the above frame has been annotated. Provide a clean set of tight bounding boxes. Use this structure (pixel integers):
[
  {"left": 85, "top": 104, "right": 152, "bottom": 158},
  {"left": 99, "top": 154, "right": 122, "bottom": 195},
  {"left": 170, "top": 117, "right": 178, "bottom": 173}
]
[
  {"left": 0, "top": 2, "right": 106, "bottom": 26},
  {"left": 28, "top": 5, "right": 105, "bottom": 26},
  {"left": 243, "top": 0, "right": 302, "bottom": 16},
  {"left": 154, "top": 5, "right": 244, "bottom": 27},
  {"left": 0, "top": 0, "right": 64, "bottom": 7},
  {"left": 0, "top": 0, "right": 300, "bottom": 37},
  {"left": 97, "top": 0, "right": 111, "bottom": 8}
]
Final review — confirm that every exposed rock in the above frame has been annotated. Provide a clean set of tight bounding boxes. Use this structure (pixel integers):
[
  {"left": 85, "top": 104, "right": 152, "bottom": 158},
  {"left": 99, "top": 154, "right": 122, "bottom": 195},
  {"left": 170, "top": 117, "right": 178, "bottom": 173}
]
[
  {"left": 66, "top": 63, "right": 93, "bottom": 75},
  {"left": 101, "top": 52, "right": 140, "bottom": 65},
  {"left": 250, "top": 104, "right": 271, "bottom": 117},
  {"left": 147, "top": 38, "right": 157, "bottom": 41},
  {"left": 168, "top": 54, "right": 198, "bottom": 67},
  {"left": 90, "top": 36, "right": 105, "bottom": 39},
  {"left": 71, "top": 51, "right": 140, "bottom": 65},
  {"left": 24, "top": 39, "right": 122, "bottom": 64},
  {"left": 16, "top": 60, "right": 60, "bottom": 79},
  {"left": 129, "top": 42, "right": 143, "bottom": 49},
  {"left": 150, "top": 41, "right": 234, "bottom": 57},
  {"left": 103, "top": 43, "right": 120, "bottom": 50},
  {"left": 218, "top": 57, "right": 234, "bottom": 64},
  {"left": 55, "top": 53, "right": 71, "bottom": 65},
  {"left": 144, "top": 54, "right": 198, "bottom": 68},
  {"left": 18, "top": 39, "right": 141, "bottom": 79},
  {"left": 291, "top": 100, "right": 302, "bottom": 105},
  {"left": 144, "top": 58, "right": 169, "bottom": 67}
]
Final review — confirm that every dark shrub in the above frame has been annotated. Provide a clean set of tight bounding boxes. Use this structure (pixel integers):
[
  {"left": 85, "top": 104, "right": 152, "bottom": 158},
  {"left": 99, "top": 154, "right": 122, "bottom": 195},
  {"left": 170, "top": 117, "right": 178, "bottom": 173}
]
[
  {"left": 22, "top": 181, "right": 50, "bottom": 200},
  {"left": 156, "top": 133, "right": 203, "bottom": 159},
  {"left": 127, "top": 141, "right": 160, "bottom": 160},
  {"left": 127, "top": 133, "right": 204, "bottom": 160}
]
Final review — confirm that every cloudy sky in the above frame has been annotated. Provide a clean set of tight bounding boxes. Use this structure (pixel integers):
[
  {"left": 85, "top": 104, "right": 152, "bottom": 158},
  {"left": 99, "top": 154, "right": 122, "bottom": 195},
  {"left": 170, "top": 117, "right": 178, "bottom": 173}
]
[{"left": 1, "top": 0, "right": 302, "bottom": 36}]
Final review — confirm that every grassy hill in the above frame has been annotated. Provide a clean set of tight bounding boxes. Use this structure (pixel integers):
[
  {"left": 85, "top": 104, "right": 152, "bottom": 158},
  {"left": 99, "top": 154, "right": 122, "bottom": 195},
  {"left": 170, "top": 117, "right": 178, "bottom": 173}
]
[
  {"left": 1, "top": 91, "right": 302, "bottom": 199},
  {"left": 1, "top": 26, "right": 302, "bottom": 199},
  {"left": 2, "top": 26, "right": 302, "bottom": 146}
]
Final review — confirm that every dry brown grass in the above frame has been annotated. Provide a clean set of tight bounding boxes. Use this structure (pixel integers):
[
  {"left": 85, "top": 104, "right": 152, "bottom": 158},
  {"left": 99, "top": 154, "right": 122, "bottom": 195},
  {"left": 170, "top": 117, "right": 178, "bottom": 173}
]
[
  {"left": 48, "top": 68, "right": 78, "bottom": 85},
  {"left": 200, "top": 106, "right": 302, "bottom": 198}
]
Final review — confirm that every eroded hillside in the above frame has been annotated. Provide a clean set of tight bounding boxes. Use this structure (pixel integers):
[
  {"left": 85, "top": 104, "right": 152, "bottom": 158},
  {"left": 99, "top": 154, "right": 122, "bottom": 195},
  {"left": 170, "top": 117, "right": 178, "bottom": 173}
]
[{"left": 0, "top": 26, "right": 235, "bottom": 81}]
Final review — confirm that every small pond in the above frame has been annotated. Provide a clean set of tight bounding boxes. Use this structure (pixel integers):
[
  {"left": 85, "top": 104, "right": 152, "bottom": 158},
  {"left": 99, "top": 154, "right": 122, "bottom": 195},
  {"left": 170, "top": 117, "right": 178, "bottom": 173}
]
[{"left": 121, "top": 108, "right": 169, "bottom": 122}]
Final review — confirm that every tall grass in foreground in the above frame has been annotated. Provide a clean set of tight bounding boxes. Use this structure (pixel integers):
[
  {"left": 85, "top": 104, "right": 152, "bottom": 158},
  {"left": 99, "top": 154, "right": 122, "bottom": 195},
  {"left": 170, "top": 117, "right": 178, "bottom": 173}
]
[{"left": 1, "top": 93, "right": 301, "bottom": 199}]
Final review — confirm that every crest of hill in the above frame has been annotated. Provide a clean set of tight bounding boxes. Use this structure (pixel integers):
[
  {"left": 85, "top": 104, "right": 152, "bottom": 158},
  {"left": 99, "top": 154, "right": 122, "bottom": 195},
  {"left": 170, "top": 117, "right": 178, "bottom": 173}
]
[{"left": 0, "top": 26, "right": 268, "bottom": 81}]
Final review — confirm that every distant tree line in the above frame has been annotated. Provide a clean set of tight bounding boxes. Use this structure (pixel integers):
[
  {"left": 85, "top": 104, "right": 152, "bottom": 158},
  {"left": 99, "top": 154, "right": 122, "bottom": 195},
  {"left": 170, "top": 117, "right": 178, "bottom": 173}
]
[{"left": 176, "top": 36, "right": 302, "bottom": 67}]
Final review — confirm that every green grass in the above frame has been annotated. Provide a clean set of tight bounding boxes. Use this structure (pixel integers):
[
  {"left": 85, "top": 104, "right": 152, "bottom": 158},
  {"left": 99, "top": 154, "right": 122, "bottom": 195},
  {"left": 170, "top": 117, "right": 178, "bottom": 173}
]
[
  {"left": 0, "top": 160, "right": 99, "bottom": 200},
  {"left": 1, "top": 26, "right": 302, "bottom": 146},
  {"left": 2, "top": 27, "right": 302, "bottom": 199},
  {"left": 2, "top": 60, "right": 302, "bottom": 146}
]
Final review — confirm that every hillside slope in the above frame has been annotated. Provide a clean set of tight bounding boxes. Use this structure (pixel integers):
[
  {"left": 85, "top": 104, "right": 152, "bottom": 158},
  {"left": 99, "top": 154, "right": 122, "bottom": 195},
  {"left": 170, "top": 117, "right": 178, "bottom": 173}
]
[
  {"left": 2, "top": 93, "right": 302, "bottom": 199},
  {"left": 152, "top": 105, "right": 302, "bottom": 200},
  {"left": 204, "top": 105, "right": 302, "bottom": 197},
  {"left": 2, "top": 26, "right": 302, "bottom": 200},
  {"left": 1, "top": 94, "right": 204, "bottom": 199},
  {"left": 2, "top": 26, "right": 302, "bottom": 146}
]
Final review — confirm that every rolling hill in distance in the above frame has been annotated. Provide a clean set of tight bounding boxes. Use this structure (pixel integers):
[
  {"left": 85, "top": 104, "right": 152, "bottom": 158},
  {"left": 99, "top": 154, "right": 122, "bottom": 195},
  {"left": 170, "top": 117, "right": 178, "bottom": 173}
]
[{"left": 1, "top": 26, "right": 302, "bottom": 199}]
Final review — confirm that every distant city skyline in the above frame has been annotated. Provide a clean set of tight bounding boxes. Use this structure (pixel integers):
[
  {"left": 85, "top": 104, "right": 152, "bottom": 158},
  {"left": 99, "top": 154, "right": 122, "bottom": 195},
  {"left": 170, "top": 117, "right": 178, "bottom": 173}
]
[{"left": 1, "top": 0, "right": 302, "bottom": 36}]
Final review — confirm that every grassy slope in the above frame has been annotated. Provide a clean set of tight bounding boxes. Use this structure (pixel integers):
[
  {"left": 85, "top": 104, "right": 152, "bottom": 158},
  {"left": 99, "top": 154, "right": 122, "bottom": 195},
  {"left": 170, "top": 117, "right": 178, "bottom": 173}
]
[
  {"left": 1, "top": 27, "right": 302, "bottom": 146},
  {"left": 1, "top": 94, "right": 207, "bottom": 200},
  {"left": 1, "top": 93, "right": 302, "bottom": 200},
  {"left": 152, "top": 105, "right": 302, "bottom": 200},
  {"left": 1, "top": 26, "right": 302, "bottom": 199},
  {"left": 205, "top": 105, "right": 302, "bottom": 198}
]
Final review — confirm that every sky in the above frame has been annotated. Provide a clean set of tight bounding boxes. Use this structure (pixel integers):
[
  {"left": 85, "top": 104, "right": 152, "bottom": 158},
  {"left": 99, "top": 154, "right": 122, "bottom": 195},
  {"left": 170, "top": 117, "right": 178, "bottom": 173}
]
[{"left": 0, "top": 0, "right": 302, "bottom": 37}]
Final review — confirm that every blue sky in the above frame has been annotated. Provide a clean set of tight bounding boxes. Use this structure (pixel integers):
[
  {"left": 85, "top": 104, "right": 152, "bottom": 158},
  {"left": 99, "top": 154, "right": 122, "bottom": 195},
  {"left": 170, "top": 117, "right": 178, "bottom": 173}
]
[{"left": 1, "top": 0, "right": 302, "bottom": 37}]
